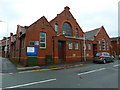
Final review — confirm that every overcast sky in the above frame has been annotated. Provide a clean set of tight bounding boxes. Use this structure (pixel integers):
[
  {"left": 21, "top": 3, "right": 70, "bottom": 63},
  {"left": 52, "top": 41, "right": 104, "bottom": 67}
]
[{"left": 0, "top": 0, "right": 119, "bottom": 39}]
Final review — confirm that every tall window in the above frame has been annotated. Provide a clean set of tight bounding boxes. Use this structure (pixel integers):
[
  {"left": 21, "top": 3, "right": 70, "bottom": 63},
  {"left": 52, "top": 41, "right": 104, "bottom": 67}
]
[
  {"left": 62, "top": 22, "right": 72, "bottom": 36},
  {"left": 40, "top": 32, "right": 46, "bottom": 48},
  {"left": 54, "top": 24, "right": 58, "bottom": 31},
  {"left": 98, "top": 40, "right": 101, "bottom": 44},
  {"left": 99, "top": 46, "right": 101, "bottom": 51},
  {"left": 68, "top": 42, "right": 73, "bottom": 49},
  {"left": 75, "top": 42, "right": 78, "bottom": 50},
  {"left": 88, "top": 43, "right": 91, "bottom": 50},
  {"left": 75, "top": 28, "right": 79, "bottom": 37},
  {"left": 102, "top": 38, "right": 106, "bottom": 50},
  {"left": 106, "top": 41, "right": 109, "bottom": 50}
]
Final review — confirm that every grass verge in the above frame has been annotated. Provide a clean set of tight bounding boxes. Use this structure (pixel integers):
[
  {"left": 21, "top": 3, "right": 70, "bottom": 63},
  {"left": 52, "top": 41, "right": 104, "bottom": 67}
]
[{"left": 7, "top": 58, "right": 26, "bottom": 67}]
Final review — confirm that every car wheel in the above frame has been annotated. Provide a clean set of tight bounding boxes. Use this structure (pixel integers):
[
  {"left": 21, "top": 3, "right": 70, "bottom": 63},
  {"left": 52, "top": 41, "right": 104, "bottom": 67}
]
[
  {"left": 93, "top": 61, "right": 96, "bottom": 63},
  {"left": 103, "top": 60, "right": 106, "bottom": 64},
  {"left": 111, "top": 59, "right": 114, "bottom": 62}
]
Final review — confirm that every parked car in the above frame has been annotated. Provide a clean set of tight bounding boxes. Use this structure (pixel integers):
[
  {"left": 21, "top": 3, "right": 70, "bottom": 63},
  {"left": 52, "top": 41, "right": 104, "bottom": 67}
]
[
  {"left": 119, "top": 55, "right": 120, "bottom": 60},
  {"left": 93, "top": 52, "right": 114, "bottom": 64}
]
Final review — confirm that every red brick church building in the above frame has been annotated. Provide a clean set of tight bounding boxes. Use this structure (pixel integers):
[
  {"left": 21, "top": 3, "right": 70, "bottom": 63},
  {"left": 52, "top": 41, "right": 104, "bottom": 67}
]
[{"left": 1, "top": 6, "right": 111, "bottom": 66}]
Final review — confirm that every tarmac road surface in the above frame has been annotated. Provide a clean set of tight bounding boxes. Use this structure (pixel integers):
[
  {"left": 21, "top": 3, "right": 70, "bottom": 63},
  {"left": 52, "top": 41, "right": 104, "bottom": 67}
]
[{"left": 1, "top": 59, "right": 119, "bottom": 89}]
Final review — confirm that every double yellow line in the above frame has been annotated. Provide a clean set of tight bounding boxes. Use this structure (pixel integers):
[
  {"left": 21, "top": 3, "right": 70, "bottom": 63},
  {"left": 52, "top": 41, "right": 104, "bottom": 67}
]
[{"left": 0, "top": 64, "right": 84, "bottom": 75}]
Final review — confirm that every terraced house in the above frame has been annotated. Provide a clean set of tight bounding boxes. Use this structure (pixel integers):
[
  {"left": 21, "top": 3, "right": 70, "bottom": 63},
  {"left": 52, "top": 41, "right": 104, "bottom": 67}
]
[{"left": 1, "top": 6, "right": 111, "bottom": 66}]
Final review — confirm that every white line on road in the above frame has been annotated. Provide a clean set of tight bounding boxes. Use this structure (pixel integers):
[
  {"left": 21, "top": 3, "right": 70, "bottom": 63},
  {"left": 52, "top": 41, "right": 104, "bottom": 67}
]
[
  {"left": 4, "top": 78, "right": 56, "bottom": 89},
  {"left": 77, "top": 68, "right": 106, "bottom": 76},
  {"left": 113, "top": 64, "right": 120, "bottom": 67}
]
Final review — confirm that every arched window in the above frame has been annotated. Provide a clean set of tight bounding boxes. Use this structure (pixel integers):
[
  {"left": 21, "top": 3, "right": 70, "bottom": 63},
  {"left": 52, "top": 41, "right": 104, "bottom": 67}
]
[
  {"left": 54, "top": 24, "right": 58, "bottom": 31},
  {"left": 75, "top": 28, "right": 79, "bottom": 37},
  {"left": 62, "top": 22, "right": 72, "bottom": 36}
]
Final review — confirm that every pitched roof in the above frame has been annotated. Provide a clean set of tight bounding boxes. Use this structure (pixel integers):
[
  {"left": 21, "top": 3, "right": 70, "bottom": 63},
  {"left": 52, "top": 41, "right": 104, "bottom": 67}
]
[
  {"left": 111, "top": 37, "right": 120, "bottom": 41},
  {"left": 50, "top": 6, "right": 84, "bottom": 35},
  {"left": 85, "top": 28, "right": 100, "bottom": 40}
]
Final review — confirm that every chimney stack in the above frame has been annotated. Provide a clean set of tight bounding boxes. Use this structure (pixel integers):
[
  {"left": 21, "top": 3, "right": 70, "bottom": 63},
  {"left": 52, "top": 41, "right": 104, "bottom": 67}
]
[{"left": 64, "top": 6, "right": 70, "bottom": 11}]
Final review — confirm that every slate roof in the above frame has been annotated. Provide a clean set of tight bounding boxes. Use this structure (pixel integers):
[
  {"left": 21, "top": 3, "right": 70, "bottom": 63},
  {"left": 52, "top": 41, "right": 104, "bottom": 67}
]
[
  {"left": 85, "top": 28, "right": 100, "bottom": 40},
  {"left": 21, "top": 27, "right": 26, "bottom": 35},
  {"left": 111, "top": 37, "right": 120, "bottom": 41}
]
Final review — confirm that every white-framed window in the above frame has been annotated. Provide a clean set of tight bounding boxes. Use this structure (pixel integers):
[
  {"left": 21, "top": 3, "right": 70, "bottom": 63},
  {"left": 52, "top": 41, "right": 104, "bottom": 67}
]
[
  {"left": 68, "top": 42, "right": 73, "bottom": 49},
  {"left": 75, "top": 42, "right": 78, "bottom": 50},
  {"left": 54, "top": 24, "right": 58, "bottom": 31},
  {"left": 98, "top": 40, "right": 101, "bottom": 44},
  {"left": 88, "top": 43, "right": 91, "bottom": 50},
  {"left": 40, "top": 32, "right": 46, "bottom": 48},
  {"left": 99, "top": 46, "right": 101, "bottom": 50},
  {"left": 102, "top": 38, "right": 106, "bottom": 50}
]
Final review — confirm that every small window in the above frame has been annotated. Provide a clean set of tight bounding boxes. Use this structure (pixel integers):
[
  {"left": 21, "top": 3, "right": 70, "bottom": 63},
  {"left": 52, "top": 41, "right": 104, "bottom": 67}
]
[
  {"left": 75, "top": 42, "right": 79, "bottom": 50},
  {"left": 54, "top": 24, "right": 58, "bottom": 31},
  {"left": 40, "top": 32, "right": 46, "bottom": 48},
  {"left": 68, "top": 42, "right": 73, "bottom": 49},
  {"left": 75, "top": 29, "right": 79, "bottom": 37},
  {"left": 88, "top": 43, "right": 91, "bottom": 50},
  {"left": 29, "top": 41, "right": 35, "bottom": 45}
]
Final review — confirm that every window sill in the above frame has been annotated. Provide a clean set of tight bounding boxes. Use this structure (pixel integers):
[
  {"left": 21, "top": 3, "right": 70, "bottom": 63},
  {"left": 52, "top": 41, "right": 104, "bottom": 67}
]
[{"left": 40, "top": 48, "right": 47, "bottom": 49}]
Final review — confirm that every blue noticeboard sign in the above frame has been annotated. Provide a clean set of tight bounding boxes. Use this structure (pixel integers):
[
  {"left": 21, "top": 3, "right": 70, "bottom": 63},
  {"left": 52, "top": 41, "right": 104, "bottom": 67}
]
[{"left": 26, "top": 46, "right": 38, "bottom": 55}]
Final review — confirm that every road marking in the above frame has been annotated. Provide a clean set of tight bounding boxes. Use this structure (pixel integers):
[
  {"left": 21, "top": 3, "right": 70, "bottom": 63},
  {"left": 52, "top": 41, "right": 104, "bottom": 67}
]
[
  {"left": 77, "top": 68, "right": 106, "bottom": 76},
  {"left": 1, "top": 64, "right": 84, "bottom": 74},
  {"left": 113, "top": 64, "right": 120, "bottom": 67},
  {"left": 4, "top": 78, "right": 56, "bottom": 89},
  {"left": 17, "top": 66, "right": 40, "bottom": 70}
]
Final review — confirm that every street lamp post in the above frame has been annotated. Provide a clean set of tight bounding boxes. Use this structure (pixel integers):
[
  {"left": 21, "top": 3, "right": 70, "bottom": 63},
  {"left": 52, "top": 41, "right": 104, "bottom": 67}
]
[
  {"left": 84, "top": 34, "right": 86, "bottom": 62},
  {"left": 0, "top": 20, "right": 8, "bottom": 58}
]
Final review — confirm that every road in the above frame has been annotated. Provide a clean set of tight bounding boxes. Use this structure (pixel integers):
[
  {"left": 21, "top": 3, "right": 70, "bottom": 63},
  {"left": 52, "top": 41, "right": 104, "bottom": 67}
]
[{"left": 1, "top": 59, "right": 119, "bottom": 89}]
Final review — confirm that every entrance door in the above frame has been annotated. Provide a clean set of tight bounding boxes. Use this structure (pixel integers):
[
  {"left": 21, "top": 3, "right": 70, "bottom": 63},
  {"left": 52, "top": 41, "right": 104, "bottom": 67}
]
[
  {"left": 58, "top": 41, "right": 65, "bottom": 63},
  {"left": 93, "top": 44, "right": 97, "bottom": 56}
]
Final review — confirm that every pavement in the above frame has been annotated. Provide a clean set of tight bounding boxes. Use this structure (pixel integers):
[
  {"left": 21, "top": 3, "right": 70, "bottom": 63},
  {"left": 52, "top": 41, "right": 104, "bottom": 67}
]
[
  {"left": 17, "top": 60, "right": 93, "bottom": 72},
  {"left": 0, "top": 57, "right": 17, "bottom": 73},
  {"left": 0, "top": 57, "right": 94, "bottom": 74}
]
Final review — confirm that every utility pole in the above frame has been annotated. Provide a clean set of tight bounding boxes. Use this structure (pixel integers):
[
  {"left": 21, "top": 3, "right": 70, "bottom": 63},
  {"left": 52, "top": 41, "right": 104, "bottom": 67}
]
[{"left": 84, "top": 34, "right": 86, "bottom": 62}]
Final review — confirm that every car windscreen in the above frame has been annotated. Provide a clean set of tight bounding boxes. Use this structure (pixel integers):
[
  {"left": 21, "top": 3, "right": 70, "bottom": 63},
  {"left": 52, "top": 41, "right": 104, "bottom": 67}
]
[{"left": 96, "top": 53, "right": 102, "bottom": 57}]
